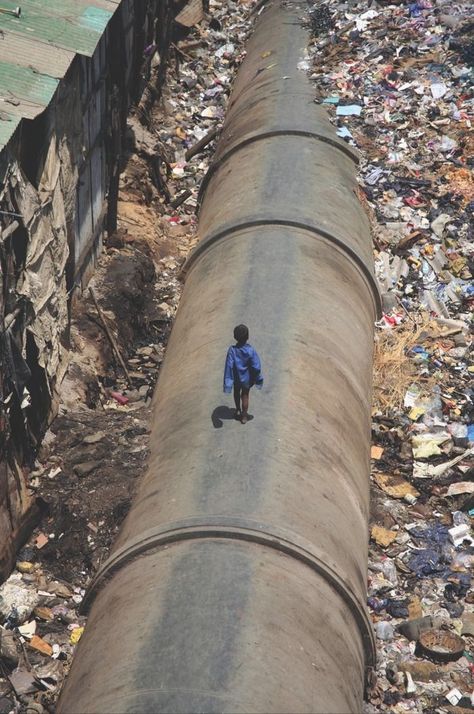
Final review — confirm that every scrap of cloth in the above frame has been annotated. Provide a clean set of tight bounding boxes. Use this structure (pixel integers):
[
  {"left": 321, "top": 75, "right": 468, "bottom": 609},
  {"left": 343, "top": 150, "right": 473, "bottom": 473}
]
[{"left": 223, "top": 344, "right": 263, "bottom": 392}]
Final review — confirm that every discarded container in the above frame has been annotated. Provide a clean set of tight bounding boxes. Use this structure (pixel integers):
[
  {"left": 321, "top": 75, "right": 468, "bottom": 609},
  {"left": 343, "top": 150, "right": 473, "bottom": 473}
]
[
  {"left": 416, "top": 629, "right": 465, "bottom": 663},
  {"left": 397, "top": 616, "right": 446, "bottom": 642},
  {"left": 449, "top": 524, "right": 473, "bottom": 547}
]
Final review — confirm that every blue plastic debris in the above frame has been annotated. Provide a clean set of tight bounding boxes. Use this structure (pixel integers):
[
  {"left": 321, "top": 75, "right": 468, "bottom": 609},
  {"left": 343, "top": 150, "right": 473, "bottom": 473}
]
[
  {"left": 336, "top": 104, "right": 362, "bottom": 116},
  {"left": 467, "top": 424, "right": 474, "bottom": 445},
  {"left": 337, "top": 126, "right": 353, "bottom": 139}
]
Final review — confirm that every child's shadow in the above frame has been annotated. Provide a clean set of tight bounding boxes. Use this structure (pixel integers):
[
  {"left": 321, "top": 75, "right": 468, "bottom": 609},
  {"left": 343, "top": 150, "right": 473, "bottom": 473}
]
[{"left": 211, "top": 406, "right": 254, "bottom": 429}]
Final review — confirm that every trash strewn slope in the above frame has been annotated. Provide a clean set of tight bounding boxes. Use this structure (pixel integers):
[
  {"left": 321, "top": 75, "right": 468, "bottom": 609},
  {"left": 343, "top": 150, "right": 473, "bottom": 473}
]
[{"left": 305, "top": 0, "right": 473, "bottom": 710}]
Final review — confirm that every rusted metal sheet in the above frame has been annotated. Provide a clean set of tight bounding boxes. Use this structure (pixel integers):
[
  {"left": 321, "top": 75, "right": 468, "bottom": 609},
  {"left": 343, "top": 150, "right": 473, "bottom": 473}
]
[{"left": 59, "top": 1, "right": 377, "bottom": 712}]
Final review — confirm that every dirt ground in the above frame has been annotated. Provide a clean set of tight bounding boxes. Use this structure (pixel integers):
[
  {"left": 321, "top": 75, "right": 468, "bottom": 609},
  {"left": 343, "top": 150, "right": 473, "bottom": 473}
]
[
  {"left": 30, "top": 156, "right": 196, "bottom": 589},
  {"left": 28, "top": 173, "right": 172, "bottom": 583}
]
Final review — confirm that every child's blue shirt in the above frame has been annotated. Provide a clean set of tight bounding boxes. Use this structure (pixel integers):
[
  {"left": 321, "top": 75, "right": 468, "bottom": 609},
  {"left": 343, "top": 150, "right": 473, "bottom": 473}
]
[{"left": 223, "top": 343, "right": 263, "bottom": 393}]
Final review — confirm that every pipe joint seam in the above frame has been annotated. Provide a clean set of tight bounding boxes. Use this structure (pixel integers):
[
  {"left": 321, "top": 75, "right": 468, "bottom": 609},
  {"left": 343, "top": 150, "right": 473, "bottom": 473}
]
[
  {"left": 198, "top": 129, "right": 359, "bottom": 206},
  {"left": 83, "top": 516, "right": 376, "bottom": 674},
  {"left": 181, "top": 220, "right": 382, "bottom": 317}
]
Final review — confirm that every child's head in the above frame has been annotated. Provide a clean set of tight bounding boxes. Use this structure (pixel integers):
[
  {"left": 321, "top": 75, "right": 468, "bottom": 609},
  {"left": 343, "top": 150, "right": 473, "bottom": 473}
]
[{"left": 233, "top": 324, "right": 249, "bottom": 345}]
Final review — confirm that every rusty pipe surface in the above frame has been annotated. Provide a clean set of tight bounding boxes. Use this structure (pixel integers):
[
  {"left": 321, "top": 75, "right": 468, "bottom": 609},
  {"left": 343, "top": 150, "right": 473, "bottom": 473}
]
[{"left": 58, "top": 2, "right": 378, "bottom": 712}]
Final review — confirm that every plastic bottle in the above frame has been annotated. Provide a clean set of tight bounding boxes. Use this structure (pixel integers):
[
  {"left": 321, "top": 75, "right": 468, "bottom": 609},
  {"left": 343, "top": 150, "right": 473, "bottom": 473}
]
[
  {"left": 380, "top": 558, "right": 398, "bottom": 586},
  {"left": 422, "top": 385, "right": 444, "bottom": 427},
  {"left": 375, "top": 621, "right": 394, "bottom": 641}
]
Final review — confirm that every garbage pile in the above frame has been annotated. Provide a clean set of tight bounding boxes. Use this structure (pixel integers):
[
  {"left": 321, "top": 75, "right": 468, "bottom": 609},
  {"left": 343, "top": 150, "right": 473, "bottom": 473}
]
[
  {"left": 0, "top": 567, "right": 86, "bottom": 711},
  {"left": 305, "top": 0, "right": 473, "bottom": 710},
  {"left": 124, "top": 0, "right": 253, "bottom": 222},
  {"left": 154, "top": 1, "right": 252, "bottom": 216}
]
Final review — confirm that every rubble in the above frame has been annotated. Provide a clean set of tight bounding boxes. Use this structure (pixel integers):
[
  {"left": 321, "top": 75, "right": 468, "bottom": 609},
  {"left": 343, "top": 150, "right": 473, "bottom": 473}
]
[{"left": 303, "top": 0, "right": 473, "bottom": 708}]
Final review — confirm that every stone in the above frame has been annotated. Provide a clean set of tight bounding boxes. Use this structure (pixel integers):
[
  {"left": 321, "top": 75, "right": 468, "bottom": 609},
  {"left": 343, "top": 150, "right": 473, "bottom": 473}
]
[
  {"left": 25, "top": 703, "right": 46, "bottom": 714},
  {"left": 9, "top": 669, "right": 39, "bottom": 696},
  {"left": 0, "top": 697, "right": 15, "bottom": 714},
  {"left": 127, "top": 400, "right": 147, "bottom": 411},
  {"left": 123, "top": 389, "right": 141, "bottom": 403},
  {"left": 399, "top": 660, "right": 444, "bottom": 683},
  {"left": 127, "top": 371, "right": 147, "bottom": 381},
  {"left": 157, "top": 302, "right": 171, "bottom": 316},
  {"left": 16, "top": 561, "right": 35, "bottom": 574},
  {"left": 0, "top": 626, "right": 19, "bottom": 666},
  {"left": 397, "top": 615, "right": 446, "bottom": 642},
  {"left": 381, "top": 292, "right": 398, "bottom": 312},
  {"left": 73, "top": 461, "right": 100, "bottom": 478},
  {"left": 82, "top": 431, "right": 106, "bottom": 445}
]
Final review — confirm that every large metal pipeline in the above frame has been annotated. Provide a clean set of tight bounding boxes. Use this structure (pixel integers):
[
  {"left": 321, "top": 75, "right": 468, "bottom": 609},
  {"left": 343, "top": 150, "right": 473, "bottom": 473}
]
[{"left": 58, "top": 2, "right": 379, "bottom": 712}]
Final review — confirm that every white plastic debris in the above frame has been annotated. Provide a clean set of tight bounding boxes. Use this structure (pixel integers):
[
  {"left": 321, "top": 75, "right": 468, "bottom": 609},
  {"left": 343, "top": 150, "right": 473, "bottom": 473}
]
[
  {"left": 448, "top": 524, "right": 474, "bottom": 547},
  {"left": 430, "top": 82, "right": 448, "bottom": 99},
  {"left": 446, "top": 688, "right": 463, "bottom": 706},
  {"left": 0, "top": 574, "right": 41, "bottom": 624},
  {"left": 18, "top": 620, "right": 37, "bottom": 638},
  {"left": 336, "top": 104, "right": 362, "bottom": 116}
]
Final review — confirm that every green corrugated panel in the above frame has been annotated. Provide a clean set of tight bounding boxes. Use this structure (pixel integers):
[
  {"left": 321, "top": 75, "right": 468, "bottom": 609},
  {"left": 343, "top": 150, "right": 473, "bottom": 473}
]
[
  {"left": 0, "top": 0, "right": 114, "bottom": 57},
  {"left": 80, "top": 6, "right": 115, "bottom": 34},
  {"left": 0, "top": 61, "right": 59, "bottom": 117}
]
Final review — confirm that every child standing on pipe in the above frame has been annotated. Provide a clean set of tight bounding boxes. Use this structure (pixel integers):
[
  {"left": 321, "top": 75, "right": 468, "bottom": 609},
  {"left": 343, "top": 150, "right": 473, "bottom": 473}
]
[{"left": 223, "top": 324, "right": 263, "bottom": 424}]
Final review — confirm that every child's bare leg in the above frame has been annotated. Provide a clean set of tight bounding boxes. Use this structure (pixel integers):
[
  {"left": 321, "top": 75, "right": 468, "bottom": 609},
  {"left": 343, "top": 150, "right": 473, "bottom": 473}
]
[
  {"left": 233, "top": 384, "right": 241, "bottom": 416},
  {"left": 241, "top": 388, "right": 249, "bottom": 423}
]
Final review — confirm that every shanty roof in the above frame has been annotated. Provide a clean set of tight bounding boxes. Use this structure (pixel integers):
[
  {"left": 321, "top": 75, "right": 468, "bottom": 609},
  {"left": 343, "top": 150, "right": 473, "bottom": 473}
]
[{"left": 0, "top": 0, "right": 120, "bottom": 150}]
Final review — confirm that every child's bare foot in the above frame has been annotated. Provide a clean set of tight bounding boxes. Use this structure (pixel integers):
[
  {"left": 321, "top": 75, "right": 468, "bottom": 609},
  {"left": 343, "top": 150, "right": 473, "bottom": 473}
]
[{"left": 241, "top": 414, "right": 248, "bottom": 424}]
